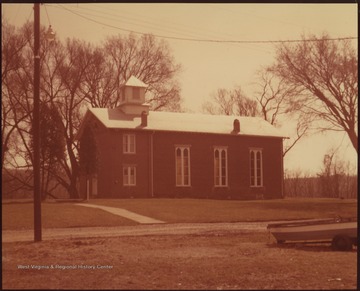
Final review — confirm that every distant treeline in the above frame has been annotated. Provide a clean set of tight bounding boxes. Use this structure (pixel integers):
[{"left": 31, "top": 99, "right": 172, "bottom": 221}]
[
  {"left": 284, "top": 175, "right": 358, "bottom": 199},
  {"left": 2, "top": 169, "right": 68, "bottom": 200}
]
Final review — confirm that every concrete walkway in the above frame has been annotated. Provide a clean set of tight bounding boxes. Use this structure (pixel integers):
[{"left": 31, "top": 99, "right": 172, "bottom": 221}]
[{"left": 74, "top": 203, "right": 165, "bottom": 224}]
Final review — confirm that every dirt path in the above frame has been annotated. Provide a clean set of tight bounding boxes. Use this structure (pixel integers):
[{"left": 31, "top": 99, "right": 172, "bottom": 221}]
[
  {"left": 2, "top": 222, "right": 270, "bottom": 243},
  {"left": 3, "top": 218, "right": 335, "bottom": 243}
]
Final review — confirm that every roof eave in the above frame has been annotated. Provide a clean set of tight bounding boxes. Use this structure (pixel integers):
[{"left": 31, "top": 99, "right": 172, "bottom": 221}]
[{"left": 106, "top": 126, "right": 286, "bottom": 139}]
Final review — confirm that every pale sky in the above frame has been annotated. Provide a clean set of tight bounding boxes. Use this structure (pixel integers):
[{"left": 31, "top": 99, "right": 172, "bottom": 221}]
[{"left": 1, "top": 3, "right": 358, "bottom": 175}]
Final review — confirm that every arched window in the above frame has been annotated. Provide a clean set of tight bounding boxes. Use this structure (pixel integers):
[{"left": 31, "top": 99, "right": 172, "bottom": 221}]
[
  {"left": 250, "top": 149, "right": 263, "bottom": 187},
  {"left": 214, "top": 147, "right": 228, "bottom": 187},
  {"left": 175, "top": 146, "right": 191, "bottom": 186},
  {"left": 250, "top": 151, "right": 255, "bottom": 186}
]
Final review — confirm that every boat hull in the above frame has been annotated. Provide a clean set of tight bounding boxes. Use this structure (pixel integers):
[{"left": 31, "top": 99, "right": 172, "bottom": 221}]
[{"left": 267, "top": 218, "right": 357, "bottom": 243}]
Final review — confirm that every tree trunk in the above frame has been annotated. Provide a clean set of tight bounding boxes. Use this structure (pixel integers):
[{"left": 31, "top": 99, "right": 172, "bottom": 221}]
[
  {"left": 65, "top": 135, "right": 80, "bottom": 199},
  {"left": 68, "top": 176, "right": 79, "bottom": 199},
  {"left": 347, "top": 130, "right": 358, "bottom": 154}
]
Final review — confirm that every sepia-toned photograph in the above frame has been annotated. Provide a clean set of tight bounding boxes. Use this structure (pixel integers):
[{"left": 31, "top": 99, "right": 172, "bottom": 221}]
[{"left": 2, "top": 2, "right": 357, "bottom": 290}]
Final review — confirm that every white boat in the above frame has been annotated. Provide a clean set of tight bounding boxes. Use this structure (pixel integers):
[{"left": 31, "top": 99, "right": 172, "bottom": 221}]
[{"left": 267, "top": 217, "right": 358, "bottom": 251}]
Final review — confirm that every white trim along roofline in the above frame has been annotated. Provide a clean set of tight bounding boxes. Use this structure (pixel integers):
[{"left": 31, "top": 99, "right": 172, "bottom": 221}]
[{"left": 77, "top": 107, "right": 289, "bottom": 140}]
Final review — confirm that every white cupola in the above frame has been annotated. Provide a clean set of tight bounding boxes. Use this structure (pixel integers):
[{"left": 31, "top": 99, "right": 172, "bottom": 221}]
[{"left": 117, "top": 75, "right": 150, "bottom": 115}]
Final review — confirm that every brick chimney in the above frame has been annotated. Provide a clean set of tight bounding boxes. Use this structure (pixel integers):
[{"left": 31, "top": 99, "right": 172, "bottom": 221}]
[
  {"left": 233, "top": 119, "right": 240, "bottom": 133},
  {"left": 141, "top": 111, "right": 148, "bottom": 127}
]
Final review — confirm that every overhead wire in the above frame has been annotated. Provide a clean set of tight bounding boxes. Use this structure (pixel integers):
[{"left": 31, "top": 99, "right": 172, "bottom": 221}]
[
  {"left": 54, "top": 4, "right": 357, "bottom": 45},
  {"left": 89, "top": 4, "right": 231, "bottom": 36},
  {"left": 49, "top": 3, "right": 245, "bottom": 44},
  {"left": 58, "top": 4, "right": 272, "bottom": 54},
  {"left": 56, "top": 5, "right": 205, "bottom": 40},
  {"left": 216, "top": 5, "right": 314, "bottom": 31},
  {"left": 44, "top": 4, "right": 52, "bottom": 26},
  {"left": 3, "top": 5, "right": 33, "bottom": 26},
  {"left": 13, "top": 4, "right": 22, "bottom": 23},
  {"left": 26, "top": 6, "right": 33, "bottom": 23},
  {"left": 55, "top": 3, "right": 354, "bottom": 55},
  {"left": 87, "top": 4, "right": 248, "bottom": 42},
  {"left": 81, "top": 4, "right": 274, "bottom": 53}
]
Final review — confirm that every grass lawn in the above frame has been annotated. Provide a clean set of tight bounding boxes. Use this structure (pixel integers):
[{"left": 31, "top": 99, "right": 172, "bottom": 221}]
[
  {"left": 2, "top": 198, "right": 357, "bottom": 230},
  {"left": 2, "top": 202, "right": 137, "bottom": 230},
  {"left": 90, "top": 198, "right": 357, "bottom": 223},
  {"left": 2, "top": 198, "right": 358, "bottom": 289}
]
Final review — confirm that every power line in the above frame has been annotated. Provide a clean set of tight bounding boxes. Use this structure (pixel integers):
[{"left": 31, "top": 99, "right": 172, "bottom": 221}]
[
  {"left": 61, "top": 4, "right": 273, "bottom": 54},
  {"left": 77, "top": 4, "right": 246, "bottom": 42},
  {"left": 26, "top": 6, "right": 33, "bottom": 24},
  {"left": 58, "top": 5, "right": 206, "bottom": 41},
  {"left": 44, "top": 4, "right": 52, "bottom": 26},
  {"left": 56, "top": 4, "right": 357, "bottom": 45}
]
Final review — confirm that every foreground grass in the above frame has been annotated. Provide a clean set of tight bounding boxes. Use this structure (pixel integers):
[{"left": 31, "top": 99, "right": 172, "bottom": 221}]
[
  {"left": 90, "top": 198, "right": 357, "bottom": 223},
  {"left": 2, "top": 202, "right": 137, "bottom": 230},
  {"left": 2, "top": 233, "right": 357, "bottom": 290},
  {"left": 2, "top": 198, "right": 357, "bottom": 230}
]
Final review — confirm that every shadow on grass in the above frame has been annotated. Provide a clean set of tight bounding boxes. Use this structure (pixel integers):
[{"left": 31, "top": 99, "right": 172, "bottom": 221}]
[
  {"left": 2, "top": 200, "right": 33, "bottom": 205},
  {"left": 2, "top": 198, "right": 86, "bottom": 205},
  {"left": 54, "top": 199, "right": 86, "bottom": 203}
]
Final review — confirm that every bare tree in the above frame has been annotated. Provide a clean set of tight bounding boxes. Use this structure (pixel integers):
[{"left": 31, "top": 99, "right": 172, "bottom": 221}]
[
  {"left": 2, "top": 21, "right": 92, "bottom": 198},
  {"left": 339, "top": 161, "right": 357, "bottom": 199},
  {"left": 54, "top": 38, "right": 101, "bottom": 198},
  {"left": 203, "top": 88, "right": 233, "bottom": 115},
  {"left": 28, "top": 102, "right": 66, "bottom": 200},
  {"left": 313, "top": 146, "right": 357, "bottom": 198},
  {"left": 254, "top": 69, "right": 297, "bottom": 125},
  {"left": 284, "top": 168, "right": 304, "bottom": 197},
  {"left": 83, "top": 33, "right": 182, "bottom": 111},
  {"left": 254, "top": 69, "right": 310, "bottom": 156},
  {"left": 203, "top": 70, "right": 309, "bottom": 157},
  {"left": 79, "top": 124, "right": 98, "bottom": 185},
  {"left": 282, "top": 116, "right": 311, "bottom": 157},
  {"left": 1, "top": 20, "right": 29, "bottom": 170},
  {"left": 77, "top": 47, "right": 117, "bottom": 108},
  {"left": 2, "top": 18, "right": 185, "bottom": 199},
  {"left": 202, "top": 87, "right": 259, "bottom": 116},
  {"left": 271, "top": 33, "right": 358, "bottom": 153},
  {"left": 1, "top": 21, "right": 36, "bottom": 196},
  {"left": 317, "top": 148, "right": 344, "bottom": 198}
]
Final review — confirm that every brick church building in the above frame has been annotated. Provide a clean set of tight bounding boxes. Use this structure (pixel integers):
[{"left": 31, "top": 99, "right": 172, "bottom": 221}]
[{"left": 76, "top": 76, "right": 287, "bottom": 200}]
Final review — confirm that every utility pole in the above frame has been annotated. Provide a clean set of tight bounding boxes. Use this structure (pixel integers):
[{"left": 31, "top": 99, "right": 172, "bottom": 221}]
[{"left": 33, "top": 3, "right": 42, "bottom": 242}]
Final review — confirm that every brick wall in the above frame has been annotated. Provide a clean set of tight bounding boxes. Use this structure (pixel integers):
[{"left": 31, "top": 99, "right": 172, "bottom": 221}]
[{"left": 80, "top": 122, "right": 284, "bottom": 199}]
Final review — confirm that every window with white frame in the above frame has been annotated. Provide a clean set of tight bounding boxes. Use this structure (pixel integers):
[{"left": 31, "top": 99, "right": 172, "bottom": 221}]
[
  {"left": 123, "top": 134, "right": 135, "bottom": 154},
  {"left": 123, "top": 165, "right": 136, "bottom": 186},
  {"left": 175, "top": 146, "right": 191, "bottom": 186},
  {"left": 250, "top": 149, "right": 263, "bottom": 187},
  {"left": 214, "top": 147, "right": 228, "bottom": 187}
]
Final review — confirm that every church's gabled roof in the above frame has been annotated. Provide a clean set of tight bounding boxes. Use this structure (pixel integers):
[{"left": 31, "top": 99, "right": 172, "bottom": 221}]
[{"left": 83, "top": 107, "right": 288, "bottom": 138}]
